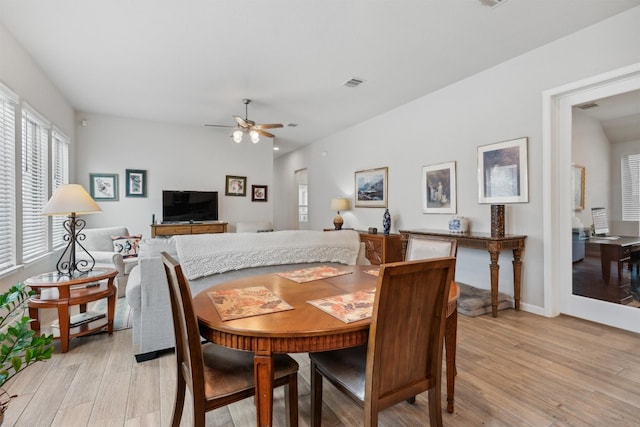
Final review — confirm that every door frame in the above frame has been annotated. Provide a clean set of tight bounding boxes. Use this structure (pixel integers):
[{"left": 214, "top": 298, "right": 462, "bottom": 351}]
[{"left": 543, "top": 63, "right": 640, "bottom": 333}]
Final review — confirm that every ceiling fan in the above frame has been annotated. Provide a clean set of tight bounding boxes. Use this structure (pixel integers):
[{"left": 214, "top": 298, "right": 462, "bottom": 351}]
[{"left": 205, "top": 99, "right": 283, "bottom": 143}]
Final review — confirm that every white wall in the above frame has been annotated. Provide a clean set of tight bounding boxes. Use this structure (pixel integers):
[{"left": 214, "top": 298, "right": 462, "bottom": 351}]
[
  {"left": 274, "top": 6, "right": 640, "bottom": 311},
  {"left": 0, "top": 23, "right": 75, "bottom": 288},
  {"left": 571, "top": 110, "right": 611, "bottom": 230},
  {"left": 75, "top": 112, "right": 275, "bottom": 236}
]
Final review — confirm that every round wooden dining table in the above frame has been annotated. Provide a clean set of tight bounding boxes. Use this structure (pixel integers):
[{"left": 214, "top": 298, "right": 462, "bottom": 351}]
[{"left": 193, "top": 264, "right": 460, "bottom": 427}]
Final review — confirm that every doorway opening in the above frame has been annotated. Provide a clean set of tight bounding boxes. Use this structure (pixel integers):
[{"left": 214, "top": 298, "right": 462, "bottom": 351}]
[{"left": 543, "top": 63, "right": 640, "bottom": 333}]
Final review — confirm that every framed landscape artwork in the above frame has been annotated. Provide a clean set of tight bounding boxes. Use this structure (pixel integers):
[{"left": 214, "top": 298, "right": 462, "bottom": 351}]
[
  {"left": 477, "top": 137, "right": 529, "bottom": 204},
  {"left": 89, "top": 173, "right": 118, "bottom": 201},
  {"left": 355, "top": 167, "right": 388, "bottom": 208},
  {"left": 125, "top": 169, "right": 147, "bottom": 198},
  {"left": 422, "top": 161, "right": 456, "bottom": 214},
  {"left": 225, "top": 175, "right": 247, "bottom": 196},
  {"left": 252, "top": 185, "right": 268, "bottom": 202}
]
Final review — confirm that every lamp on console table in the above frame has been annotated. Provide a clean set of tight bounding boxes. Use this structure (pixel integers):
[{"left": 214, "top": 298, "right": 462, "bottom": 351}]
[
  {"left": 330, "top": 198, "right": 350, "bottom": 230},
  {"left": 42, "top": 184, "right": 102, "bottom": 276}
]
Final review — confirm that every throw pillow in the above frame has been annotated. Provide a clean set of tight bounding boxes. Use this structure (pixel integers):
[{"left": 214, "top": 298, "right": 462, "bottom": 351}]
[{"left": 112, "top": 235, "right": 142, "bottom": 258}]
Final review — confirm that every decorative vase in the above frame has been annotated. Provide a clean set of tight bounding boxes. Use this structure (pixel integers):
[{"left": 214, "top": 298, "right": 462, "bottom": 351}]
[
  {"left": 448, "top": 216, "right": 469, "bottom": 233},
  {"left": 382, "top": 209, "right": 391, "bottom": 235},
  {"left": 491, "top": 205, "right": 505, "bottom": 237}
]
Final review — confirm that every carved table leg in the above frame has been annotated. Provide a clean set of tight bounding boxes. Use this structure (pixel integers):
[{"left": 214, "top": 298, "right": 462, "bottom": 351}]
[
  {"left": 512, "top": 247, "right": 523, "bottom": 311},
  {"left": 489, "top": 249, "right": 500, "bottom": 318}
]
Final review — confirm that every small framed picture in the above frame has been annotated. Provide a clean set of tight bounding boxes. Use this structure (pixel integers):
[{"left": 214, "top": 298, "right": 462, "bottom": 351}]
[
  {"left": 252, "top": 185, "right": 268, "bottom": 202},
  {"left": 89, "top": 173, "right": 118, "bottom": 201},
  {"left": 125, "top": 169, "right": 147, "bottom": 198},
  {"left": 225, "top": 175, "right": 247, "bottom": 196},
  {"left": 478, "top": 137, "right": 529, "bottom": 204},
  {"left": 422, "top": 161, "right": 456, "bottom": 214},
  {"left": 355, "top": 167, "right": 388, "bottom": 208}
]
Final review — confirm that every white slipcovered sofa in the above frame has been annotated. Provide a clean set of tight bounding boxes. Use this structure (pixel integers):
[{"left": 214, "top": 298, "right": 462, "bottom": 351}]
[
  {"left": 78, "top": 226, "right": 139, "bottom": 298},
  {"left": 126, "top": 230, "right": 368, "bottom": 362}
]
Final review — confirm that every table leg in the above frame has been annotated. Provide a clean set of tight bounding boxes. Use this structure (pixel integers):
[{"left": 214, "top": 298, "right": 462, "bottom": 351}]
[
  {"left": 512, "top": 247, "right": 523, "bottom": 311},
  {"left": 28, "top": 304, "right": 40, "bottom": 334},
  {"left": 107, "top": 277, "right": 116, "bottom": 334},
  {"left": 445, "top": 307, "right": 457, "bottom": 413},
  {"left": 254, "top": 350, "right": 274, "bottom": 427},
  {"left": 489, "top": 248, "right": 500, "bottom": 318},
  {"left": 58, "top": 302, "right": 70, "bottom": 353}
]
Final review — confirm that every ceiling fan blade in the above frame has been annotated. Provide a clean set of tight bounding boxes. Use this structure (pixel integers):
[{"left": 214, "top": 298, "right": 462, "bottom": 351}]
[
  {"left": 234, "top": 115, "right": 250, "bottom": 128},
  {"left": 254, "top": 129, "right": 276, "bottom": 138},
  {"left": 253, "top": 123, "right": 283, "bottom": 130},
  {"left": 205, "top": 124, "right": 234, "bottom": 128}
]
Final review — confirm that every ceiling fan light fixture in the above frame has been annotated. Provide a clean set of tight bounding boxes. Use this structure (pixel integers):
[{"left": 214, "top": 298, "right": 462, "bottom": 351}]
[
  {"left": 233, "top": 129, "right": 243, "bottom": 143},
  {"left": 250, "top": 130, "right": 260, "bottom": 143}
]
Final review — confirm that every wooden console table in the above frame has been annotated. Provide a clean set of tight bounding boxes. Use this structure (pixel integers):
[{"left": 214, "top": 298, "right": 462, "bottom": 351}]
[
  {"left": 400, "top": 229, "right": 527, "bottom": 317},
  {"left": 150, "top": 221, "right": 227, "bottom": 237}
]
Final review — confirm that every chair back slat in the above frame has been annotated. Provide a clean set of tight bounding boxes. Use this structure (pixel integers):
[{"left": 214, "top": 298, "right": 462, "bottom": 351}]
[
  {"left": 366, "top": 257, "right": 455, "bottom": 412},
  {"left": 162, "top": 252, "right": 206, "bottom": 399}
]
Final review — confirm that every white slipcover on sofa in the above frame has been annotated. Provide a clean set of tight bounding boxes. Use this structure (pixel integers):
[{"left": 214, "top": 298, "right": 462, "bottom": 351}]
[{"left": 126, "top": 229, "right": 368, "bottom": 362}]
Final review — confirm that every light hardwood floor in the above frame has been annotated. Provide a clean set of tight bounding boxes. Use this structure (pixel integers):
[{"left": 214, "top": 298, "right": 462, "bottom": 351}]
[{"left": 4, "top": 309, "right": 639, "bottom": 426}]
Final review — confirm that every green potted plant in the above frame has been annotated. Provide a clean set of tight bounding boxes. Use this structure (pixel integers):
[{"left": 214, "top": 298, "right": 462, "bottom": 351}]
[{"left": 0, "top": 283, "right": 54, "bottom": 423}]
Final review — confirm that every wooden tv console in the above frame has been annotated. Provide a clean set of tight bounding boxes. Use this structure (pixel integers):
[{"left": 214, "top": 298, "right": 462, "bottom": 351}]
[{"left": 150, "top": 221, "right": 228, "bottom": 237}]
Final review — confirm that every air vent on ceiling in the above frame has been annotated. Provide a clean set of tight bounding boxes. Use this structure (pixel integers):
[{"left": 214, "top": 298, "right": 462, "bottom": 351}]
[
  {"left": 287, "top": 123, "right": 298, "bottom": 127},
  {"left": 344, "top": 78, "right": 365, "bottom": 88},
  {"left": 576, "top": 102, "right": 599, "bottom": 110},
  {"left": 477, "top": 0, "right": 507, "bottom": 8}
]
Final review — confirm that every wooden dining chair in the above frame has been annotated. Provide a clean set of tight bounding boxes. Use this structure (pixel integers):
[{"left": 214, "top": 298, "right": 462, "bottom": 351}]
[
  {"left": 310, "top": 257, "right": 455, "bottom": 427},
  {"left": 405, "top": 233, "right": 459, "bottom": 413},
  {"left": 405, "top": 234, "right": 458, "bottom": 260},
  {"left": 161, "top": 252, "right": 300, "bottom": 427}
]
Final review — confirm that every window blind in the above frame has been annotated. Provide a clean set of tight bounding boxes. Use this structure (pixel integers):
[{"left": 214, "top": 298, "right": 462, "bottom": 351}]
[
  {"left": 0, "top": 82, "right": 17, "bottom": 271},
  {"left": 21, "top": 104, "right": 50, "bottom": 262},
  {"left": 621, "top": 153, "right": 640, "bottom": 221},
  {"left": 51, "top": 127, "right": 70, "bottom": 248}
]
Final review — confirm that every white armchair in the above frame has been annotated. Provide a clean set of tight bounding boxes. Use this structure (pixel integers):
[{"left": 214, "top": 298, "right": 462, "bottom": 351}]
[{"left": 77, "top": 226, "right": 140, "bottom": 298}]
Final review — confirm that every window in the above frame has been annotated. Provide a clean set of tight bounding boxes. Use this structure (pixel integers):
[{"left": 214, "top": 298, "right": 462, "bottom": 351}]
[
  {"left": 0, "top": 82, "right": 17, "bottom": 271},
  {"left": 51, "top": 127, "right": 70, "bottom": 248},
  {"left": 21, "top": 104, "right": 50, "bottom": 262},
  {"left": 298, "top": 184, "right": 308, "bottom": 223},
  {"left": 621, "top": 153, "right": 640, "bottom": 221}
]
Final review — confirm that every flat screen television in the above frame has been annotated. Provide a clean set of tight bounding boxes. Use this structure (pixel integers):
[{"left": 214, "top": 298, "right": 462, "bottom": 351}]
[{"left": 162, "top": 190, "right": 218, "bottom": 223}]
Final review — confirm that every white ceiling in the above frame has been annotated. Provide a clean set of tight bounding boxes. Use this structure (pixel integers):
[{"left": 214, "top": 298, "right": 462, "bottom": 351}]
[
  {"left": 1, "top": 0, "right": 639, "bottom": 156},
  {"left": 576, "top": 90, "right": 640, "bottom": 144}
]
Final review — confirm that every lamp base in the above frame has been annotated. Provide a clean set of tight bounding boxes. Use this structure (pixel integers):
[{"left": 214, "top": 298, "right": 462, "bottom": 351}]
[
  {"left": 56, "top": 214, "right": 95, "bottom": 276},
  {"left": 333, "top": 214, "right": 344, "bottom": 230}
]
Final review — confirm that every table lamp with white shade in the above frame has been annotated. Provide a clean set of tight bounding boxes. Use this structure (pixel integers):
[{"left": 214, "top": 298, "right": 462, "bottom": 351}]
[
  {"left": 330, "top": 198, "right": 350, "bottom": 230},
  {"left": 42, "top": 184, "right": 102, "bottom": 276}
]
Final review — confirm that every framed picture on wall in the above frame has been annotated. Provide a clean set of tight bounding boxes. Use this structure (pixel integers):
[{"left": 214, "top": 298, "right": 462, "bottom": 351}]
[
  {"left": 355, "top": 167, "right": 388, "bottom": 208},
  {"left": 477, "top": 137, "right": 529, "bottom": 204},
  {"left": 422, "top": 161, "right": 456, "bottom": 214},
  {"left": 225, "top": 175, "right": 247, "bottom": 196},
  {"left": 251, "top": 185, "right": 268, "bottom": 202},
  {"left": 89, "top": 173, "right": 118, "bottom": 201},
  {"left": 125, "top": 169, "right": 147, "bottom": 197}
]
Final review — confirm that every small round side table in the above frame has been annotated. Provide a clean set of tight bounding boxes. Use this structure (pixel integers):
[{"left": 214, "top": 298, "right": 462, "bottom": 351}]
[{"left": 25, "top": 268, "right": 117, "bottom": 353}]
